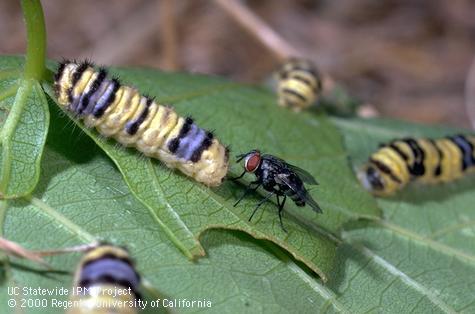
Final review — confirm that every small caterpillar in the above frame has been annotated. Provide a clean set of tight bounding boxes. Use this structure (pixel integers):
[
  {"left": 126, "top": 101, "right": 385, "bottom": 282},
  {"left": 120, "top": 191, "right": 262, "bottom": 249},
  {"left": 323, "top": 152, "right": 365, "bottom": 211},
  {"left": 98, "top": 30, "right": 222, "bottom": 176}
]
[
  {"left": 54, "top": 61, "right": 229, "bottom": 186},
  {"left": 68, "top": 244, "right": 140, "bottom": 314},
  {"left": 358, "top": 134, "right": 475, "bottom": 196},
  {"left": 274, "top": 58, "right": 322, "bottom": 112}
]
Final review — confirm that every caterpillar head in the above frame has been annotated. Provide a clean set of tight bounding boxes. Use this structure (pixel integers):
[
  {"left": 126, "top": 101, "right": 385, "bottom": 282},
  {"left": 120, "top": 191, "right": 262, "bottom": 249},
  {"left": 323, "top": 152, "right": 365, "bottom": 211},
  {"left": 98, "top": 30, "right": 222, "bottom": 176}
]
[{"left": 357, "top": 164, "right": 400, "bottom": 197}]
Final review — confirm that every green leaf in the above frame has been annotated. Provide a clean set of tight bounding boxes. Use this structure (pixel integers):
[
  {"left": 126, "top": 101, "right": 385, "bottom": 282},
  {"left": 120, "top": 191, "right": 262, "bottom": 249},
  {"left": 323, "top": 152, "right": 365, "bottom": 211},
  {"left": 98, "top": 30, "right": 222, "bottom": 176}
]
[
  {"left": 39, "top": 59, "right": 381, "bottom": 280},
  {"left": 330, "top": 117, "right": 475, "bottom": 313},
  {"left": 0, "top": 108, "right": 340, "bottom": 314},
  {"left": 2, "top": 54, "right": 475, "bottom": 313},
  {"left": 0, "top": 57, "right": 49, "bottom": 199}
]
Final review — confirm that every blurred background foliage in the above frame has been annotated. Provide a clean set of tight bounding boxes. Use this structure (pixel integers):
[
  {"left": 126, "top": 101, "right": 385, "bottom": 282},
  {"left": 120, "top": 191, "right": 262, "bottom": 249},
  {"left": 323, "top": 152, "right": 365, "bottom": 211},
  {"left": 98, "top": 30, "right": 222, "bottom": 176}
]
[{"left": 1, "top": 0, "right": 475, "bottom": 127}]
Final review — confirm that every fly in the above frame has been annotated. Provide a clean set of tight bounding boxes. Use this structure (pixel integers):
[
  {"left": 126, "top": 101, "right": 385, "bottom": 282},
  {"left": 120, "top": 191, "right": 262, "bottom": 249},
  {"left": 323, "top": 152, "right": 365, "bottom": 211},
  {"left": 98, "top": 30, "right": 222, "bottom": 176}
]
[{"left": 232, "top": 149, "right": 322, "bottom": 231}]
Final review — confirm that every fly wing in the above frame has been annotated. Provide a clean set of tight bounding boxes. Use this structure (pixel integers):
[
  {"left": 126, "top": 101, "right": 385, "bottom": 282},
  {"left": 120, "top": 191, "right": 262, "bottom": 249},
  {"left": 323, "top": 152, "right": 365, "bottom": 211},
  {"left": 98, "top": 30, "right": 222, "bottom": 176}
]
[
  {"left": 264, "top": 155, "right": 319, "bottom": 185},
  {"left": 286, "top": 163, "right": 319, "bottom": 185},
  {"left": 297, "top": 190, "right": 322, "bottom": 213},
  {"left": 277, "top": 174, "right": 322, "bottom": 213}
]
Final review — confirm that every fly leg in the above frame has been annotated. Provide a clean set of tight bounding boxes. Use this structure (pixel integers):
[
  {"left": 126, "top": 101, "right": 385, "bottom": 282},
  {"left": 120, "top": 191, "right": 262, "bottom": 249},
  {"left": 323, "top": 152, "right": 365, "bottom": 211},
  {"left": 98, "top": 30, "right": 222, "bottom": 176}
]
[
  {"left": 229, "top": 170, "right": 246, "bottom": 181},
  {"left": 249, "top": 191, "right": 274, "bottom": 222},
  {"left": 234, "top": 181, "right": 261, "bottom": 207},
  {"left": 276, "top": 195, "right": 287, "bottom": 232}
]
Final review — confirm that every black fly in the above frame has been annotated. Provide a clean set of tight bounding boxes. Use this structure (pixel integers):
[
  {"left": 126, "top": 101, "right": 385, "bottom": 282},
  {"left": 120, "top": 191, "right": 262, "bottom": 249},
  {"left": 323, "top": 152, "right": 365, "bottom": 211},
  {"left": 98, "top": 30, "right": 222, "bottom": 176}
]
[{"left": 232, "top": 149, "right": 322, "bottom": 231}]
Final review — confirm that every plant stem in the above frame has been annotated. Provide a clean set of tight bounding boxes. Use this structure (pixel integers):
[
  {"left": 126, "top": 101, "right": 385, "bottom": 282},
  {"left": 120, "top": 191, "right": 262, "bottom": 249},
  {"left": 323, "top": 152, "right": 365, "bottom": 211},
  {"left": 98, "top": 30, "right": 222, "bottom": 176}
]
[
  {"left": 21, "top": 0, "right": 47, "bottom": 81},
  {"left": 160, "top": 0, "right": 180, "bottom": 70},
  {"left": 214, "top": 0, "right": 300, "bottom": 60}
]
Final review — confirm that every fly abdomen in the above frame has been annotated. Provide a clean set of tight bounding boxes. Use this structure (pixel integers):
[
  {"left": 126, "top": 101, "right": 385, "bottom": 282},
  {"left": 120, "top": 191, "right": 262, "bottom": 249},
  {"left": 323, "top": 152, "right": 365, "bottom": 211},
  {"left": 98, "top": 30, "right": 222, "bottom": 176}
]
[{"left": 285, "top": 188, "right": 305, "bottom": 207}]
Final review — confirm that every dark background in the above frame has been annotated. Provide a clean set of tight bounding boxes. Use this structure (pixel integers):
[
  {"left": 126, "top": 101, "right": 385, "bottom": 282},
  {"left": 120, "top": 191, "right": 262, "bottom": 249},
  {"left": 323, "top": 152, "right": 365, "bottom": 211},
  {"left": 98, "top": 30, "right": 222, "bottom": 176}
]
[{"left": 2, "top": 0, "right": 475, "bottom": 128}]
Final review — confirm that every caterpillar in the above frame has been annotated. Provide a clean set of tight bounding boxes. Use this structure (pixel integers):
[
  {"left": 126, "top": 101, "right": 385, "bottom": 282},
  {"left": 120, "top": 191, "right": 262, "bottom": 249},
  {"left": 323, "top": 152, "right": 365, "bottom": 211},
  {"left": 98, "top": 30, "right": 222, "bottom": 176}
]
[
  {"left": 274, "top": 58, "right": 322, "bottom": 112},
  {"left": 54, "top": 60, "right": 229, "bottom": 186},
  {"left": 68, "top": 244, "right": 141, "bottom": 314},
  {"left": 358, "top": 134, "right": 475, "bottom": 196}
]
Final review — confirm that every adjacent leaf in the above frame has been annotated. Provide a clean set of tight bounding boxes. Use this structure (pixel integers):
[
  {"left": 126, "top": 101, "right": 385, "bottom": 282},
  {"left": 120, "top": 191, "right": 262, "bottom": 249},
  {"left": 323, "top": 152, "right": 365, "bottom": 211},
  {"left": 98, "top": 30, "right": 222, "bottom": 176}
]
[
  {"left": 0, "top": 57, "right": 49, "bottom": 199},
  {"left": 330, "top": 117, "right": 475, "bottom": 313}
]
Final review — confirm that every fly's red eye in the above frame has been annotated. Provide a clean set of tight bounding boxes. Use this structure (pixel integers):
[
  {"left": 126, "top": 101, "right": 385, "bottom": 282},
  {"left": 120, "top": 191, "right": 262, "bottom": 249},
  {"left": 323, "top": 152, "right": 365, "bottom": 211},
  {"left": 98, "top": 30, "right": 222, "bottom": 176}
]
[{"left": 245, "top": 153, "right": 261, "bottom": 172}]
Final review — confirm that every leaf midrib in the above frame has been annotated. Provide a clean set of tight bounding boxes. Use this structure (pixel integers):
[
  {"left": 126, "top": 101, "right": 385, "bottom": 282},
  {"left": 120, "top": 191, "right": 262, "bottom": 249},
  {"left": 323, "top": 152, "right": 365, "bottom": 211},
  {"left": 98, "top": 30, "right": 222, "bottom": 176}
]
[
  {"left": 376, "top": 219, "right": 475, "bottom": 265},
  {"left": 0, "top": 80, "right": 34, "bottom": 194},
  {"left": 147, "top": 160, "right": 202, "bottom": 259},
  {"left": 358, "top": 245, "right": 457, "bottom": 314}
]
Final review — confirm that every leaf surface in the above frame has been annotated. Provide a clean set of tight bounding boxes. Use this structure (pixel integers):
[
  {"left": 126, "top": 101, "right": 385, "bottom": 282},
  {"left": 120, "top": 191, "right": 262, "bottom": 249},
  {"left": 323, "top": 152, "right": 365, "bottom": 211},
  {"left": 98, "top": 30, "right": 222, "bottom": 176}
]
[
  {"left": 0, "top": 57, "right": 49, "bottom": 199},
  {"left": 5, "top": 56, "right": 472, "bottom": 313},
  {"left": 331, "top": 117, "right": 475, "bottom": 313},
  {"left": 0, "top": 110, "right": 340, "bottom": 313},
  {"left": 39, "top": 59, "right": 381, "bottom": 279}
]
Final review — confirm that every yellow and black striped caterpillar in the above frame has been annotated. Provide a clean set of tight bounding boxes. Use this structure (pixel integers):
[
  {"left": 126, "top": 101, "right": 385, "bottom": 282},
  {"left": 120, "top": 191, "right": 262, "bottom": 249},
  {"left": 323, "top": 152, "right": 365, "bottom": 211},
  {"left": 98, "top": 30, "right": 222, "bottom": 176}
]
[
  {"left": 54, "top": 61, "right": 229, "bottom": 186},
  {"left": 358, "top": 135, "right": 475, "bottom": 196},
  {"left": 68, "top": 244, "right": 140, "bottom": 314},
  {"left": 274, "top": 58, "right": 322, "bottom": 112}
]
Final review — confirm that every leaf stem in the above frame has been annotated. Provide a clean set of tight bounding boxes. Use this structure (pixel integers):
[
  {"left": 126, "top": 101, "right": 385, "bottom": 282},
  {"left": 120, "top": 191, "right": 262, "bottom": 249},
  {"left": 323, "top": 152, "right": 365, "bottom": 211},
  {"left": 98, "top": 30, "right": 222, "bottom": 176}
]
[{"left": 21, "top": 0, "right": 47, "bottom": 81}]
